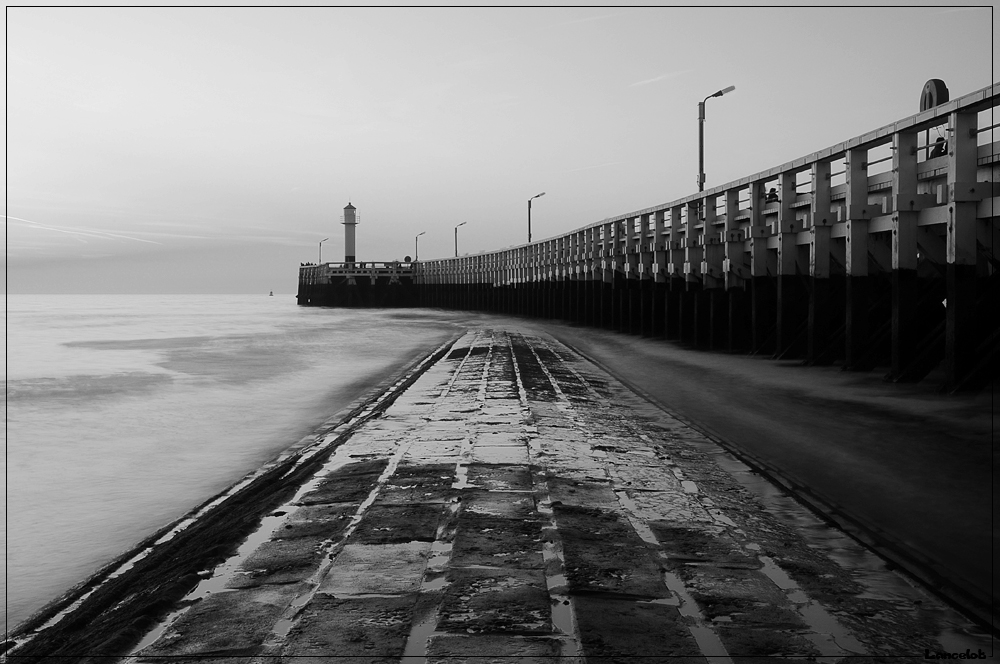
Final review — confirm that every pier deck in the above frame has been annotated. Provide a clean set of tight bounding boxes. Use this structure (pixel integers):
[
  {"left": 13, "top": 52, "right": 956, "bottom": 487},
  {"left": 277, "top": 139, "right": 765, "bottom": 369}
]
[{"left": 8, "top": 328, "right": 991, "bottom": 662}]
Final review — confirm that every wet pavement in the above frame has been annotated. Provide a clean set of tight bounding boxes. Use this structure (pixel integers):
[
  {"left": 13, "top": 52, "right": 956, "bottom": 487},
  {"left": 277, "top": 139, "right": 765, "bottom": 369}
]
[
  {"left": 24, "top": 327, "right": 992, "bottom": 663},
  {"left": 540, "top": 323, "right": 996, "bottom": 633}
]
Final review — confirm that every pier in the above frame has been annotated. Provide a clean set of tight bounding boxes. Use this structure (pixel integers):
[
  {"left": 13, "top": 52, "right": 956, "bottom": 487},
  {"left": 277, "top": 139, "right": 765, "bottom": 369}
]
[
  {"left": 6, "top": 327, "right": 990, "bottom": 661},
  {"left": 298, "top": 261, "right": 415, "bottom": 307},
  {"left": 9, "top": 83, "right": 995, "bottom": 662},
  {"left": 300, "top": 83, "right": 998, "bottom": 391}
]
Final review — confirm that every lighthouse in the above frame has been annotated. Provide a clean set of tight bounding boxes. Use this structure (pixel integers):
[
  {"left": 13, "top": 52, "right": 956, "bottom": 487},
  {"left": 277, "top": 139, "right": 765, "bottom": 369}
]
[
  {"left": 343, "top": 202, "right": 357, "bottom": 263},
  {"left": 298, "top": 199, "right": 414, "bottom": 307}
]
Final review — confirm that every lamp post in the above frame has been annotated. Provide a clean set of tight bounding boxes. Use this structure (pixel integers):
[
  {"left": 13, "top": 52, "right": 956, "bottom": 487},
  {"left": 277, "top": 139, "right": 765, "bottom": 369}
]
[
  {"left": 528, "top": 192, "right": 545, "bottom": 243},
  {"left": 698, "top": 85, "right": 735, "bottom": 192},
  {"left": 454, "top": 222, "right": 467, "bottom": 257},
  {"left": 318, "top": 237, "right": 329, "bottom": 264},
  {"left": 415, "top": 232, "right": 426, "bottom": 261}
]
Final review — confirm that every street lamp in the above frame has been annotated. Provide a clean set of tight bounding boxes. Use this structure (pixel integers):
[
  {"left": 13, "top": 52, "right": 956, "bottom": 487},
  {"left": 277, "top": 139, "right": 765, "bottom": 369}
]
[
  {"left": 454, "top": 222, "right": 467, "bottom": 257},
  {"left": 528, "top": 192, "right": 545, "bottom": 243},
  {"left": 698, "top": 85, "right": 735, "bottom": 192},
  {"left": 415, "top": 232, "right": 426, "bottom": 261},
  {"left": 318, "top": 237, "right": 329, "bottom": 264}
]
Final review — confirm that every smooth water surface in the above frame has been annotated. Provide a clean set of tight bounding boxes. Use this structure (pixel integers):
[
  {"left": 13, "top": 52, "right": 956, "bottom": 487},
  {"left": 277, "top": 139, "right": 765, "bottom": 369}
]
[{"left": 3, "top": 294, "right": 469, "bottom": 630}]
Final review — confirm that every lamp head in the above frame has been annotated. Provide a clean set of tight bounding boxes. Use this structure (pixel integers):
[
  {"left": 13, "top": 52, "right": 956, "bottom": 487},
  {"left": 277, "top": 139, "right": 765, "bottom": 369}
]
[
  {"left": 457, "top": 222, "right": 467, "bottom": 227},
  {"left": 714, "top": 85, "right": 736, "bottom": 97},
  {"left": 417, "top": 231, "right": 426, "bottom": 237},
  {"left": 320, "top": 237, "right": 329, "bottom": 242}
]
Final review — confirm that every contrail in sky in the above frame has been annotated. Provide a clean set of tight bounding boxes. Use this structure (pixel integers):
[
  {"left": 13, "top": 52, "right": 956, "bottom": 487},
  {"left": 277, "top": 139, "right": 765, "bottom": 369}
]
[
  {"left": 4, "top": 214, "right": 162, "bottom": 244},
  {"left": 629, "top": 70, "right": 692, "bottom": 87}
]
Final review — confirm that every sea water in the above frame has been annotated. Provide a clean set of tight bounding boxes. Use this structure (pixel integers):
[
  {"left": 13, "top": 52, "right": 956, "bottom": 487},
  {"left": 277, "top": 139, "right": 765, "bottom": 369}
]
[{"left": 3, "top": 294, "right": 471, "bottom": 631}]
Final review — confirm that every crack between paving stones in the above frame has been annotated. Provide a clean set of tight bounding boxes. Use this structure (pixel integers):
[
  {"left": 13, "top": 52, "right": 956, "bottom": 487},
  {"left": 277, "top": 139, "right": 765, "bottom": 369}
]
[
  {"left": 400, "top": 331, "right": 490, "bottom": 664},
  {"left": 278, "top": 330, "right": 486, "bottom": 657},
  {"left": 121, "top": 337, "right": 460, "bottom": 661},
  {"left": 507, "top": 332, "right": 585, "bottom": 664},
  {"left": 532, "top": 334, "right": 875, "bottom": 662},
  {"left": 137, "top": 332, "right": 480, "bottom": 659},
  {"left": 522, "top": 333, "right": 734, "bottom": 663}
]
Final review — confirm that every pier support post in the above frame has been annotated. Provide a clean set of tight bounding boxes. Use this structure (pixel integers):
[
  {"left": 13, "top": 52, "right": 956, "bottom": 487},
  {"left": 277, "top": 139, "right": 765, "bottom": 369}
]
[
  {"left": 844, "top": 147, "right": 876, "bottom": 370},
  {"left": 617, "top": 273, "right": 628, "bottom": 333},
  {"left": 575, "top": 276, "right": 584, "bottom": 323},
  {"left": 709, "top": 288, "right": 728, "bottom": 350},
  {"left": 565, "top": 277, "right": 575, "bottom": 322},
  {"left": 664, "top": 276, "right": 681, "bottom": 339},
  {"left": 559, "top": 277, "right": 569, "bottom": 321},
  {"left": 636, "top": 279, "right": 646, "bottom": 336},
  {"left": 751, "top": 276, "right": 776, "bottom": 354},
  {"left": 691, "top": 287, "right": 710, "bottom": 348},
  {"left": 943, "top": 110, "right": 981, "bottom": 388},
  {"left": 595, "top": 269, "right": 611, "bottom": 329},
  {"left": 566, "top": 277, "right": 575, "bottom": 322},
  {"left": 539, "top": 276, "right": 546, "bottom": 319},
  {"left": 609, "top": 275, "right": 619, "bottom": 330},
  {"left": 889, "top": 130, "right": 922, "bottom": 380},
  {"left": 749, "top": 231, "right": 774, "bottom": 355},
  {"left": 775, "top": 173, "right": 805, "bottom": 358},
  {"left": 776, "top": 272, "right": 804, "bottom": 358},
  {"left": 551, "top": 278, "right": 560, "bottom": 320},
  {"left": 728, "top": 284, "right": 750, "bottom": 353},
  {"left": 587, "top": 274, "right": 596, "bottom": 327},
  {"left": 807, "top": 275, "right": 831, "bottom": 364},
  {"left": 845, "top": 276, "right": 869, "bottom": 369},
  {"left": 629, "top": 277, "right": 641, "bottom": 334},
  {"left": 541, "top": 279, "right": 548, "bottom": 318},
  {"left": 891, "top": 264, "right": 919, "bottom": 377},
  {"left": 641, "top": 279, "right": 654, "bottom": 337},
  {"left": 586, "top": 273, "right": 595, "bottom": 326},
  {"left": 807, "top": 159, "right": 835, "bottom": 364},
  {"left": 651, "top": 280, "right": 664, "bottom": 337},
  {"left": 747, "top": 181, "right": 774, "bottom": 354},
  {"left": 680, "top": 283, "right": 699, "bottom": 345},
  {"left": 722, "top": 188, "right": 749, "bottom": 352},
  {"left": 617, "top": 277, "right": 627, "bottom": 333},
  {"left": 945, "top": 262, "right": 978, "bottom": 387}
]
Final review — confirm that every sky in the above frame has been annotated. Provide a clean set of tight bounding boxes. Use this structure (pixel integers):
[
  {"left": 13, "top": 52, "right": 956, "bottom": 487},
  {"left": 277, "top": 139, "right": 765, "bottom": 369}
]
[{"left": 5, "top": 6, "right": 996, "bottom": 294}]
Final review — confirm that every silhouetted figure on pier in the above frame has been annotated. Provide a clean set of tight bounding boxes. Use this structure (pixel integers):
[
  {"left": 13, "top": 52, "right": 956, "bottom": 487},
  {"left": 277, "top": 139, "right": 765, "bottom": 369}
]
[
  {"left": 930, "top": 136, "right": 947, "bottom": 158},
  {"left": 765, "top": 188, "right": 780, "bottom": 204}
]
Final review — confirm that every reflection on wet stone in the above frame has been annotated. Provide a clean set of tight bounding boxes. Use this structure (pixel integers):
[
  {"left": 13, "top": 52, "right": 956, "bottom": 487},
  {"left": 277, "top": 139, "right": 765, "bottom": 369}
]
[{"left": 109, "top": 328, "right": 989, "bottom": 662}]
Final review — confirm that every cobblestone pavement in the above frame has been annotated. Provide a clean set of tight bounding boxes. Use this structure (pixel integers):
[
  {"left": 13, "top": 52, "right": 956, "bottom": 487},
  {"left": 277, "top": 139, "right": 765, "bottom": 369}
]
[{"left": 125, "top": 329, "right": 990, "bottom": 663}]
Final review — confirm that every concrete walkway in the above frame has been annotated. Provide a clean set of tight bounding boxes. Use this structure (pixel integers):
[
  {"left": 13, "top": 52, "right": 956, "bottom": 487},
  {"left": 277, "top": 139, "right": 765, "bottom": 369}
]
[
  {"left": 536, "top": 322, "right": 996, "bottom": 632},
  {"left": 9, "top": 327, "right": 990, "bottom": 662},
  {"left": 113, "top": 327, "right": 986, "bottom": 663}
]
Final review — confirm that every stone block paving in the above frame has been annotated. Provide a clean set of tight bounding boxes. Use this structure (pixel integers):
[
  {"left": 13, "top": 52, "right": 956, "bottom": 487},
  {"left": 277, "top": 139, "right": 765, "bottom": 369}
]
[{"left": 131, "top": 328, "right": 982, "bottom": 664}]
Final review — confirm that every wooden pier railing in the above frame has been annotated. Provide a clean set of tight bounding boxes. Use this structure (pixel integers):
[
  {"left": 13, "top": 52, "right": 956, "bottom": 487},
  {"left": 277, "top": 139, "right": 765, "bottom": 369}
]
[{"left": 411, "top": 83, "right": 998, "bottom": 390}]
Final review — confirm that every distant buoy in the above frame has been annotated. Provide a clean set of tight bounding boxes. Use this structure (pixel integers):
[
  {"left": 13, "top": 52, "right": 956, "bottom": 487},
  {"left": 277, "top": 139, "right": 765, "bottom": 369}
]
[{"left": 269, "top": 291, "right": 273, "bottom": 296}]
